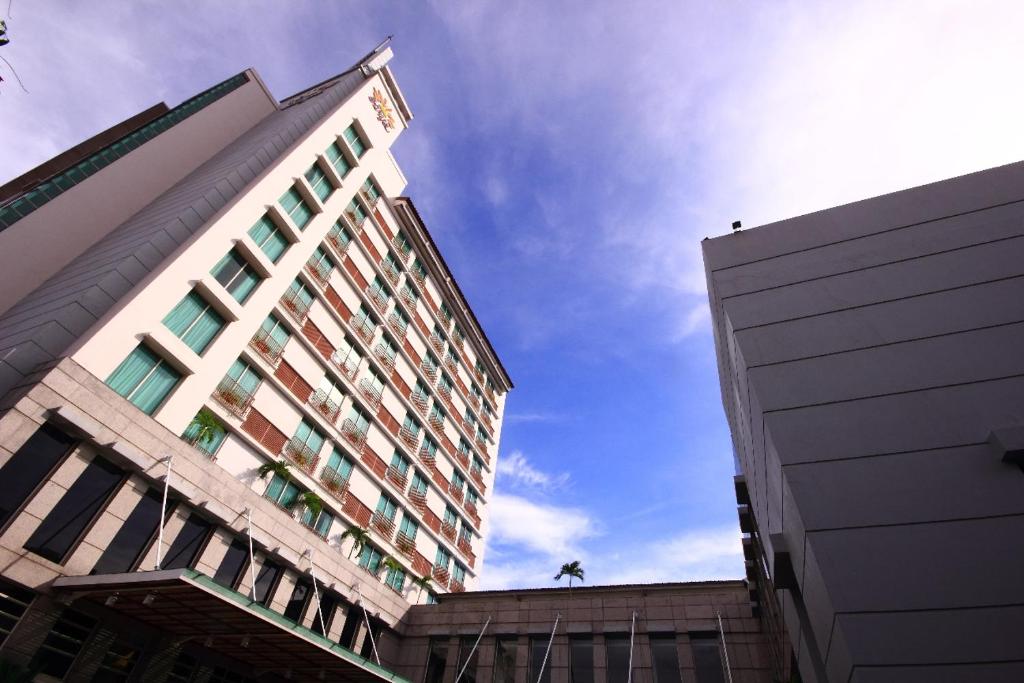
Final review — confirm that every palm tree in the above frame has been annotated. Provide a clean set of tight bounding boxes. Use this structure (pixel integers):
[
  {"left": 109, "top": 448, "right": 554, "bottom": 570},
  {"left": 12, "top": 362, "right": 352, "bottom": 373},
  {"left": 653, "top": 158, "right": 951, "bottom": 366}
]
[
  {"left": 341, "top": 525, "right": 371, "bottom": 560},
  {"left": 411, "top": 574, "right": 433, "bottom": 603},
  {"left": 185, "top": 408, "right": 221, "bottom": 450},
  {"left": 381, "top": 555, "right": 403, "bottom": 580},
  {"left": 295, "top": 491, "right": 323, "bottom": 518},
  {"left": 554, "top": 561, "right": 585, "bottom": 593},
  {"left": 257, "top": 460, "right": 291, "bottom": 481}
]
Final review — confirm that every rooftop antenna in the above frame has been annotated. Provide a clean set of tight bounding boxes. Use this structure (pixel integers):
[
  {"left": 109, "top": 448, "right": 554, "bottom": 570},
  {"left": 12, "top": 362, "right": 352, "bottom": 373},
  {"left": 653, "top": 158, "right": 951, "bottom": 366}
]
[
  {"left": 731, "top": 220, "right": 742, "bottom": 232},
  {"left": 371, "top": 35, "right": 393, "bottom": 54}
]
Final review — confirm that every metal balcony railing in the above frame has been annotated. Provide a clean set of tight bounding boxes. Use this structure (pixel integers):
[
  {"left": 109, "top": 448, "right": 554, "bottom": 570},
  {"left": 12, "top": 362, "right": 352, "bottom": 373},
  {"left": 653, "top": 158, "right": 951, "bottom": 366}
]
[
  {"left": 429, "top": 333, "right": 445, "bottom": 353},
  {"left": 399, "top": 425, "right": 420, "bottom": 449},
  {"left": 391, "top": 235, "right": 412, "bottom": 261},
  {"left": 301, "top": 516, "right": 329, "bottom": 540},
  {"left": 331, "top": 351, "right": 359, "bottom": 380},
  {"left": 455, "top": 451, "right": 470, "bottom": 470},
  {"left": 465, "top": 500, "right": 478, "bottom": 518},
  {"left": 421, "top": 361, "right": 438, "bottom": 381},
  {"left": 449, "top": 579, "right": 466, "bottom": 594},
  {"left": 408, "top": 488, "right": 428, "bottom": 512},
  {"left": 341, "top": 419, "right": 368, "bottom": 452},
  {"left": 365, "top": 286, "right": 388, "bottom": 314},
  {"left": 417, "top": 447, "right": 436, "bottom": 469},
  {"left": 467, "top": 393, "right": 481, "bottom": 410},
  {"left": 374, "top": 344, "right": 397, "bottom": 372},
  {"left": 429, "top": 413, "right": 445, "bottom": 431},
  {"left": 380, "top": 259, "right": 400, "bottom": 286},
  {"left": 283, "top": 438, "right": 319, "bottom": 474},
  {"left": 410, "top": 392, "right": 429, "bottom": 415},
  {"left": 457, "top": 536, "right": 473, "bottom": 556},
  {"left": 349, "top": 315, "right": 375, "bottom": 344},
  {"left": 212, "top": 379, "right": 256, "bottom": 418},
  {"left": 448, "top": 484, "right": 464, "bottom": 504},
  {"left": 441, "top": 520, "right": 457, "bottom": 542},
  {"left": 358, "top": 379, "right": 382, "bottom": 410},
  {"left": 371, "top": 511, "right": 396, "bottom": 538},
  {"left": 470, "top": 468, "right": 485, "bottom": 488},
  {"left": 387, "top": 312, "right": 408, "bottom": 339},
  {"left": 327, "top": 231, "right": 351, "bottom": 258},
  {"left": 309, "top": 389, "right": 341, "bottom": 424},
  {"left": 474, "top": 368, "right": 485, "bottom": 383},
  {"left": 305, "top": 258, "right": 331, "bottom": 287},
  {"left": 396, "top": 531, "right": 416, "bottom": 557},
  {"left": 411, "top": 270, "right": 426, "bottom": 288},
  {"left": 280, "top": 291, "right": 311, "bottom": 323},
  {"left": 319, "top": 468, "right": 350, "bottom": 500},
  {"left": 400, "top": 288, "right": 417, "bottom": 310},
  {"left": 386, "top": 465, "right": 408, "bottom": 489},
  {"left": 345, "top": 208, "right": 367, "bottom": 233},
  {"left": 432, "top": 564, "right": 450, "bottom": 587},
  {"left": 451, "top": 335, "right": 465, "bottom": 352},
  {"left": 249, "top": 330, "right": 285, "bottom": 367},
  {"left": 443, "top": 356, "right": 459, "bottom": 374}
]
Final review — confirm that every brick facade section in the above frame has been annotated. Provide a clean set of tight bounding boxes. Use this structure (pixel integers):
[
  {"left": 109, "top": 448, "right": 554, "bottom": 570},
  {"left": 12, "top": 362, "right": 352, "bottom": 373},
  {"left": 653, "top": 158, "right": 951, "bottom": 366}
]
[
  {"left": 422, "top": 509, "right": 442, "bottom": 535},
  {"left": 373, "top": 209, "right": 394, "bottom": 240},
  {"left": 412, "top": 552, "right": 431, "bottom": 577},
  {"left": 343, "top": 256, "right": 368, "bottom": 290},
  {"left": 390, "top": 371, "right": 411, "bottom": 399},
  {"left": 361, "top": 447, "right": 388, "bottom": 480},
  {"left": 402, "top": 340, "right": 421, "bottom": 368},
  {"left": 301, "top": 319, "right": 334, "bottom": 360},
  {"left": 377, "top": 406, "right": 401, "bottom": 436},
  {"left": 274, "top": 360, "right": 314, "bottom": 403},
  {"left": 241, "top": 408, "right": 288, "bottom": 455},
  {"left": 323, "top": 285, "right": 352, "bottom": 320},
  {"left": 359, "top": 231, "right": 381, "bottom": 263},
  {"left": 342, "top": 494, "right": 373, "bottom": 527}
]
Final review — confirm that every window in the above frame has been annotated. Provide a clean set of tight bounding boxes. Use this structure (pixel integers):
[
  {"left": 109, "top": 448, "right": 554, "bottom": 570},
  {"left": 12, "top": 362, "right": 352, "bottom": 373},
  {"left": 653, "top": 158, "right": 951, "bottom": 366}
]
[
  {"left": 253, "top": 558, "right": 283, "bottom": 605},
  {"left": 429, "top": 402, "right": 446, "bottom": 428},
  {"left": 0, "top": 423, "right": 76, "bottom": 530},
  {"left": 222, "top": 358, "right": 262, "bottom": 404},
  {"left": 451, "top": 470, "right": 465, "bottom": 492},
  {"left": 529, "top": 636, "right": 552, "bottom": 683},
  {"left": 424, "top": 637, "right": 448, "bottom": 683},
  {"left": 163, "top": 290, "right": 225, "bottom": 354},
  {"left": 314, "top": 375, "right": 344, "bottom": 419},
  {"left": 446, "top": 348, "right": 460, "bottom": 366},
  {"left": 493, "top": 637, "right": 517, "bottom": 683},
  {"left": 451, "top": 562, "right": 466, "bottom": 585},
  {"left": 457, "top": 636, "right": 480, "bottom": 683},
  {"left": 284, "top": 278, "right": 315, "bottom": 315},
  {"left": 346, "top": 198, "right": 368, "bottom": 226},
  {"left": 399, "top": 515, "right": 419, "bottom": 541},
  {"left": 570, "top": 636, "right": 595, "bottom": 683},
  {"left": 305, "top": 163, "right": 333, "bottom": 201},
  {"left": 333, "top": 334, "right": 362, "bottom": 374},
  {"left": 248, "top": 214, "right": 290, "bottom": 263},
  {"left": 0, "top": 578, "right": 34, "bottom": 649},
  {"left": 385, "top": 563, "right": 405, "bottom": 593},
  {"left": 453, "top": 325, "right": 465, "bottom": 344},
  {"left": 363, "top": 176, "right": 382, "bottom": 201},
  {"left": 213, "top": 539, "right": 249, "bottom": 589},
  {"left": 292, "top": 417, "right": 326, "bottom": 455},
  {"left": 323, "top": 448, "right": 354, "bottom": 486},
  {"left": 378, "top": 334, "right": 398, "bottom": 365},
  {"left": 310, "top": 591, "right": 338, "bottom": 636},
  {"left": 24, "top": 457, "right": 124, "bottom": 564},
  {"left": 466, "top": 488, "right": 479, "bottom": 507},
  {"left": 423, "top": 353, "right": 439, "bottom": 375},
  {"left": 413, "top": 380, "right": 430, "bottom": 405},
  {"left": 32, "top": 608, "right": 98, "bottom": 679},
  {"left": 181, "top": 411, "right": 227, "bottom": 457},
  {"left": 358, "top": 544, "right": 384, "bottom": 574},
  {"left": 421, "top": 437, "right": 438, "bottom": 458},
  {"left": 410, "top": 471, "right": 428, "bottom": 496},
  {"left": 443, "top": 505, "right": 458, "bottom": 528},
  {"left": 471, "top": 384, "right": 483, "bottom": 402},
  {"left": 402, "top": 413, "right": 421, "bottom": 438},
  {"left": 211, "top": 248, "right": 262, "bottom": 303},
  {"left": 265, "top": 473, "right": 300, "bottom": 510},
  {"left": 476, "top": 426, "right": 489, "bottom": 444},
  {"left": 91, "top": 488, "right": 163, "bottom": 574},
  {"left": 280, "top": 186, "right": 314, "bottom": 229},
  {"left": 390, "top": 450, "right": 410, "bottom": 476},
  {"left": 106, "top": 345, "right": 182, "bottom": 414},
  {"left": 440, "top": 302, "right": 453, "bottom": 324},
  {"left": 344, "top": 124, "right": 367, "bottom": 157},
  {"left": 284, "top": 578, "right": 313, "bottom": 622},
  {"left": 328, "top": 219, "right": 353, "bottom": 252},
  {"left": 256, "top": 314, "right": 290, "bottom": 358},
  {"left": 426, "top": 592, "right": 439, "bottom": 605},
  {"left": 435, "top": 546, "right": 452, "bottom": 571},
  {"left": 369, "top": 275, "right": 390, "bottom": 304},
  {"left": 375, "top": 493, "right": 398, "bottom": 522},
  {"left": 412, "top": 258, "right": 428, "bottom": 282},
  {"left": 401, "top": 281, "right": 419, "bottom": 307},
  {"left": 458, "top": 521, "right": 472, "bottom": 544},
  {"left": 163, "top": 513, "right": 213, "bottom": 570},
  {"left": 464, "top": 408, "right": 477, "bottom": 425},
  {"left": 382, "top": 250, "right": 401, "bottom": 278},
  {"left": 471, "top": 456, "right": 484, "bottom": 475},
  {"left": 300, "top": 505, "right": 334, "bottom": 538},
  {"left": 307, "top": 245, "right": 335, "bottom": 283},
  {"left": 650, "top": 635, "right": 682, "bottom": 683},
  {"left": 394, "top": 230, "right": 412, "bottom": 256},
  {"left": 326, "top": 142, "right": 352, "bottom": 178},
  {"left": 338, "top": 608, "right": 361, "bottom": 648},
  {"left": 346, "top": 405, "right": 371, "bottom": 436},
  {"left": 458, "top": 438, "right": 472, "bottom": 459},
  {"left": 605, "top": 636, "right": 631, "bottom": 683},
  {"left": 690, "top": 633, "right": 726, "bottom": 683},
  {"left": 438, "top": 374, "right": 454, "bottom": 396},
  {"left": 95, "top": 634, "right": 143, "bottom": 681}
]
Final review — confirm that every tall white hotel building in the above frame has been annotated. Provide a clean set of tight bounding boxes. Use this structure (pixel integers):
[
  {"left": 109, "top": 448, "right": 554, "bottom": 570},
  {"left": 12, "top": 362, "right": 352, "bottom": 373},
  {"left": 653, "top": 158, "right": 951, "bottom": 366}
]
[{"left": 0, "top": 44, "right": 511, "bottom": 680}]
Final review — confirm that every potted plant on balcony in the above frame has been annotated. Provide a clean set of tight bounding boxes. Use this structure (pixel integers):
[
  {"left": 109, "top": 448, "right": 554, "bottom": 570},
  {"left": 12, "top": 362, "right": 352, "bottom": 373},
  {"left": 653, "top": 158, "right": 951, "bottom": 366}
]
[
  {"left": 257, "top": 459, "right": 291, "bottom": 481},
  {"left": 185, "top": 408, "right": 221, "bottom": 450},
  {"left": 341, "top": 525, "right": 371, "bottom": 560},
  {"left": 252, "top": 334, "right": 273, "bottom": 356}
]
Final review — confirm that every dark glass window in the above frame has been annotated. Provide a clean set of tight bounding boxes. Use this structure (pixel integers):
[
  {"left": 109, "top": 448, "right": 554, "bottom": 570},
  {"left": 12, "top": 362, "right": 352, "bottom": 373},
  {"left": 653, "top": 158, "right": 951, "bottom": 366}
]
[
  {"left": 570, "top": 636, "right": 594, "bottom": 683},
  {"left": 690, "top": 633, "right": 725, "bottom": 683},
  {"left": 92, "top": 488, "right": 163, "bottom": 574},
  {"left": 24, "top": 457, "right": 124, "bottom": 563},
  {"left": 605, "top": 635, "right": 631, "bottom": 683},
  {"left": 284, "top": 578, "right": 313, "bottom": 622},
  {"left": 94, "top": 634, "right": 142, "bottom": 682},
  {"left": 0, "top": 424, "right": 76, "bottom": 530},
  {"left": 167, "top": 651, "right": 200, "bottom": 682},
  {"left": 493, "top": 636, "right": 517, "bottom": 683},
  {"left": 338, "top": 607, "right": 360, "bottom": 648},
  {"left": 253, "top": 559, "right": 282, "bottom": 606},
  {"left": 529, "top": 636, "right": 552, "bottom": 683},
  {"left": 163, "top": 513, "right": 212, "bottom": 570},
  {"left": 32, "top": 608, "right": 97, "bottom": 678},
  {"left": 213, "top": 539, "right": 250, "bottom": 589},
  {"left": 359, "top": 616, "right": 383, "bottom": 659},
  {"left": 457, "top": 636, "right": 480, "bottom": 683},
  {"left": 0, "top": 578, "right": 34, "bottom": 648},
  {"left": 310, "top": 591, "right": 338, "bottom": 636},
  {"left": 424, "top": 637, "right": 448, "bottom": 683},
  {"left": 650, "top": 635, "right": 681, "bottom": 683}
]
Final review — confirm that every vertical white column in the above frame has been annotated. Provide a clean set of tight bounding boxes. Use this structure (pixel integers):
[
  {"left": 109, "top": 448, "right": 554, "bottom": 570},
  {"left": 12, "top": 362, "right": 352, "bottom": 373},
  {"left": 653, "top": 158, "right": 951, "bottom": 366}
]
[{"left": 154, "top": 456, "right": 173, "bottom": 570}]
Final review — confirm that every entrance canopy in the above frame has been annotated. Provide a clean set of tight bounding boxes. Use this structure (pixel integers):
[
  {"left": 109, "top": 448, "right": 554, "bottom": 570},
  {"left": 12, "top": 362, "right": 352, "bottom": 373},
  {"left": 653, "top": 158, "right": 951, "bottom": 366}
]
[{"left": 53, "top": 569, "right": 406, "bottom": 683}]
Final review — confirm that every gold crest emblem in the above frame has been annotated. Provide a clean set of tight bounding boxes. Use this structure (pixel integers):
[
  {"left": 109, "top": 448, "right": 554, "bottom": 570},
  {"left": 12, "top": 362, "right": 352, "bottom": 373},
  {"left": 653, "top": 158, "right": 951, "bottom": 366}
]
[{"left": 370, "top": 87, "right": 397, "bottom": 132}]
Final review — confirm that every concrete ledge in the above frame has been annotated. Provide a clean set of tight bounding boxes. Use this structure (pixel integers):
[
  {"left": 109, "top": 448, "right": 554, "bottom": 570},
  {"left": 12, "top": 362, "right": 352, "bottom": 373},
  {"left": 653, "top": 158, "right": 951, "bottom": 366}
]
[{"left": 47, "top": 404, "right": 102, "bottom": 439}]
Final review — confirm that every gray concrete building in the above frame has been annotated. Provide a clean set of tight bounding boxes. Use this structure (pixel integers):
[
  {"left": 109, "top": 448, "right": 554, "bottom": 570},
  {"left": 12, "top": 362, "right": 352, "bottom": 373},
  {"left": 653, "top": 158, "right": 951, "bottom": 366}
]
[{"left": 703, "top": 162, "right": 1024, "bottom": 682}]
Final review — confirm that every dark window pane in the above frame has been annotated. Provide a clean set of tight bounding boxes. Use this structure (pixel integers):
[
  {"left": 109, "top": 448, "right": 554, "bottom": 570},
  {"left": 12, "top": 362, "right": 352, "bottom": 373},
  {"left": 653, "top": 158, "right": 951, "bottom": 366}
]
[
  {"left": 311, "top": 592, "right": 338, "bottom": 636},
  {"left": 493, "top": 637, "right": 517, "bottom": 683},
  {"left": 605, "top": 636, "right": 631, "bottom": 683},
  {"left": 32, "top": 608, "right": 97, "bottom": 678},
  {"left": 213, "top": 250, "right": 245, "bottom": 288},
  {"left": 359, "top": 616, "right": 383, "bottom": 659},
  {"left": 92, "top": 488, "right": 163, "bottom": 574},
  {"left": 651, "top": 635, "right": 681, "bottom": 683},
  {"left": 690, "top": 633, "right": 726, "bottom": 683},
  {"left": 0, "top": 424, "right": 76, "bottom": 529},
  {"left": 570, "top": 636, "right": 594, "bottom": 683},
  {"left": 94, "top": 635, "right": 142, "bottom": 682},
  {"left": 424, "top": 637, "right": 448, "bottom": 683},
  {"left": 253, "top": 559, "right": 281, "bottom": 606},
  {"left": 338, "top": 607, "right": 360, "bottom": 648},
  {"left": 530, "top": 636, "right": 552, "bottom": 683},
  {"left": 457, "top": 636, "right": 480, "bottom": 683},
  {"left": 0, "top": 578, "right": 35, "bottom": 648},
  {"left": 24, "top": 457, "right": 124, "bottom": 563},
  {"left": 284, "top": 578, "right": 313, "bottom": 622},
  {"left": 163, "top": 513, "right": 212, "bottom": 570},
  {"left": 214, "top": 539, "right": 250, "bottom": 589}
]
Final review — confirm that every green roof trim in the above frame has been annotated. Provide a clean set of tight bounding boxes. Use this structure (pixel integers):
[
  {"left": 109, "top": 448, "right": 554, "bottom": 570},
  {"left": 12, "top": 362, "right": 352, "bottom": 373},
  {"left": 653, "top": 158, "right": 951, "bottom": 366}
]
[{"left": 184, "top": 569, "right": 408, "bottom": 683}]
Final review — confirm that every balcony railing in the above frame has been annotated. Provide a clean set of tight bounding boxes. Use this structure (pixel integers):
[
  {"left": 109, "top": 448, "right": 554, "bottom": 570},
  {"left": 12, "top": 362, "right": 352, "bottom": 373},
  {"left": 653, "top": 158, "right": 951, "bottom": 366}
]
[
  {"left": 474, "top": 368, "right": 485, "bottom": 383},
  {"left": 429, "top": 333, "right": 445, "bottom": 353},
  {"left": 399, "top": 425, "right": 420, "bottom": 449},
  {"left": 358, "top": 379, "right": 382, "bottom": 410},
  {"left": 327, "top": 231, "right": 351, "bottom": 258},
  {"left": 319, "top": 468, "right": 350, "bottom": 500},
  {"left": 470, "top": 468, "right": 485, "bottom": 488},
  {"left": 386, "top": 312, "right": 408, "bottom": 339},
  {"left": 449, "top": 580, "right": 466, "bottom": 594},
  {"left": 305, "top": 258, "right": 332, "bottom": 287},
  {"left": 380, "top": 259, "right": 400, "bottom": 286},
  {"left": 371, "top": 511, "right": 396, "bottom": 538},
  {"left": 408, "top": 488, "right": 428, "bottom": 512},
  {"left": 399, "top": 288, "right": 417, "bottom": 310},
  {"left": 212, "top": 379, "right": 256, "bottom": 418},
  {"left": 331, "top": 351, "right": 359, "bottom": 380},
  {"left": 392, "top": 235, "right": 412, "bottom": 261},
  {"left": 443, "top": 356, "right": 459, "bottom": 374},
  {"left": 283, "top": 438, "right": 320, "bottom": 474},
  {"left": 457, "top": 536, "right": 473, "bottom": 556},
  {"left": 428, "top": 413, "right": 445, "bottom": 431},
  {"left": 421, "top": 361, "right": 438, "bottom": 381},
  {"left": 345, "top": 208, "right": 367, "bottom": 233},
  {"left": 280, "top": 291, "right": 311, "bottom": 323},
  {"left": 481, "top": 412, "right": 494, "bottom": 431},
  {"left": 396, "top": 531, "right": 416, "bottom": 557},
  {"left": 417, "top": 447, "right": 436, "bottom": 469},
  {"left": 386, "top": 465, "right": 408, "bottom": 489},
  {"left": 432, "top": 564, "right": 450, "bottom": 587},
  {"left": 455, "top": 450, "right": 470, "bottom": 470},
  {"left": 349, "top": 315, "right": 375, "bottom": 344},
  {"left": 341, "top": 419, "right": 368, "bottom": 452},
  {"left": 467, "top": 393, "right": 481, "bottom": 410},
  {"left": 475, "top": 436, "right": 488, "bottom": 453},
  {"left": 438, "top": 385, "right": 453, "bottom": 404},
  {"left": 441, "top": 520, "right": 457, "bottom": 542},
  {"left": 465, "top": 500, "right": 478, "bottom": 518},
  {"left": 411, "top": 270, "right": 426, "bottom": 288},
  {"left": 249, "top": 330, "right": 285, "bottom": 367},
  {"left": 451, "top": 335, "right": 465, "bottom": 352},
  {"left": 410, "top": 392, "right": 428, "bottom": 416},
  {"left": 374, "top": 344, "right": 397, "bottom": 372},
  {"left": 485, "top": 386, "right": 497, "bottom": 403},
  {"left": 448, "top": 484, "right": 464, "bottom": 504},
  {"left": 309, "top": 389, "right": 341, "bottom": 424},
  {"left": 365, "top": 286, "right": 388, "bottom": 314}
]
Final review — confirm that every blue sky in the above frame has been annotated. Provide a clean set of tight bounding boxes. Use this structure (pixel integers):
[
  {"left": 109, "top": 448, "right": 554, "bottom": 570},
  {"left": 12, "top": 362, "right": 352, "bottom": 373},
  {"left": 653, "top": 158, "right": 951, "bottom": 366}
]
[{"left": 5, "top": 1, "right": 1024, "bottom": 589}]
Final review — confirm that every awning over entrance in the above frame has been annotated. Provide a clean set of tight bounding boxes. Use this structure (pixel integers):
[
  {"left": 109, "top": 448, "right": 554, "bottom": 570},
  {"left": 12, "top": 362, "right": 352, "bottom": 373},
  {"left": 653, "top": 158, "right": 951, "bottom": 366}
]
[{"left": 52, "top": 569, "right": 406, "bottom": 683}]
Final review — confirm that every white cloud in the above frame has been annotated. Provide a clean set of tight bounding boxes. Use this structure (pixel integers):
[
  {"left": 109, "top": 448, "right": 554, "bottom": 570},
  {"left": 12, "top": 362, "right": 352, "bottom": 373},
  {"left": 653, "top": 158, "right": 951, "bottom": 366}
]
[
  {"left": 597, "top": 526, "right": 744, "bottom": 586},
  {"left": 502, "top": 412, "right": 567, "bottom": 425},
  {"left": 496, "top": 450, "right": 570, "bottom": 490}
]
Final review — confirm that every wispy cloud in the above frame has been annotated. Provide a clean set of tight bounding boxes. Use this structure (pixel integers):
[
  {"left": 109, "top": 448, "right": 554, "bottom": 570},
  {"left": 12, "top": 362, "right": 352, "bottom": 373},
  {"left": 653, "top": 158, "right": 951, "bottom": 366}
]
[
  {"left": 598, "top": 526, "right": 743, "bottom": 585},
  {"left": 502, "top": 412, "right": 568, "bottom": 425},
  {"left": 495, "top": 450, "right": 570, "bottom": 490}
]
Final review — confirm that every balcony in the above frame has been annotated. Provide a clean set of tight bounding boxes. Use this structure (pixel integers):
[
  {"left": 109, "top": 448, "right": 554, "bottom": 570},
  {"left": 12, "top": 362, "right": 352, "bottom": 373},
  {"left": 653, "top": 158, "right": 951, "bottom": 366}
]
[
  {"left": 443, "top": 356, "right": 459, "bottom": 374},
  {"left": 283, "top": 438, "right": 320, "bottom": 475},
  {"left": 380, "top": 259, "right": 400, "bottom": 286},
  {"left": 396, "top": 530, "right": 416, "bottom": 558},
  {"left": 428, "top": 412, "right": 445, "bottom": 431},
  {"left": 365, "top": 286, "right": 388, "bottom": 315},
  {"left": 457, "top": 536, "right": 473, "bottom": 556},
  {"left": 331, "top": 351, "right": 359, "bottom": 380},
  {"left": 326, "top": 230, "right": 351, "bottom": 258},
  {"left": 474, "top": 368, "right": 485, "bottom": 383},
  {"left": 485, "top": 386, "right": 497, "bottom": 403},
  {"left": 345, "top": 208, "right": 367, "bottom": 233},
  {"left": 470, "top": 468, "right": 485, "bottom": 488},
  {"left": 212, "top": 379, "right": 255, "bottom": 418},
  {"left": 475, "top": 436, "right": 488, "bottom": 453},
  {"left": 399, "top": 288, "right": 417, "bottom": 310},
  {"left": 399, "top": 425, "right": 420, "bottom": 449},
  {"left": 386, "top": 465, "right": 408, "bottom": 489},
  {"left": 432, "top": 564, "right": 450, "bottom": 587},
  {"left": 421, "top": 361, "right": 438, "bottom": 381},
  {"left": 301, "top": 516, "right": 330, "bottom": 540},
  {"left": 305, "top": 258, "right": 332, "bottom": 287},
  {"left": 386, "top": 312, "right": 408, "bottom": 339},
  {"left": 411, "top": 270, "right": 426, "bottom": 288},
  {"left": 449, "top": 580, "right": 466, "bottom": 594},
  {"left": 408, "top": 488, "right": 428, "bottom": 512},
  {"left": 481, "top": 412, "right": 494, "bottom": 431},
  {"left": 309, "top": 389, "right": 341, "bottom": 424},
  {"left": 349, "top": 315, "right": 375, "bottom": 344},
  {"left": 428, "top": 333, "right": 445, "bottom": 354},
  {"left": 417, "top": 446, "right": 436, "bottom": 469},
  {"left": 410, "top": 392, "right": 428, "bottom": 416},
  {"left": 319, "top": 468, "right": 350, "bottom": 501},
  {"left": 249, "top": 330, "right": 285, "bottom": 367},
  {"left": 374, "top": 344, "right": 397, "bottom": 372},
  {"left": 341, "top": 419, "right": 367, "bottom": 453},
  {"left": 358, "top": 379, "right": 382, "bottom": 410},
  {"left": 280, "top": 292, "right": 311, "bottom": 324},
  {"left": 438, "top": 385, "right": 453, "bottom": 406},
  {"left": 441, "top": 520, "right": 457, "bottom": 542},
  {"left": 464, "top": 500, "right": 478, "bottom": 518},
  {"left": 391, "top": 235, "right": 412, "bottom": 262},
  {"left": 371, "top": 511, "right": 396, "bottom": 538},
  {"left": 467, "top": 393, "right": 481, "bottom": 410},
  {"left": 451, "top": 335, "right": 465, "bottom": 352},
  {"left": 455, "top": 451, "right": 470, "bottom": 470},
  {"left": 448, "top": 484, "right": 464, "bottom": 504}
]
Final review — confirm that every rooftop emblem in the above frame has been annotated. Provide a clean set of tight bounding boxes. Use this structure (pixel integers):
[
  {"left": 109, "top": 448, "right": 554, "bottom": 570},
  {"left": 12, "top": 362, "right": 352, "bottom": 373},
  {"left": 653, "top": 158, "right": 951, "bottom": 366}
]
[{"left": 370, "top": 87, "right": 397, "bottom": 132}]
